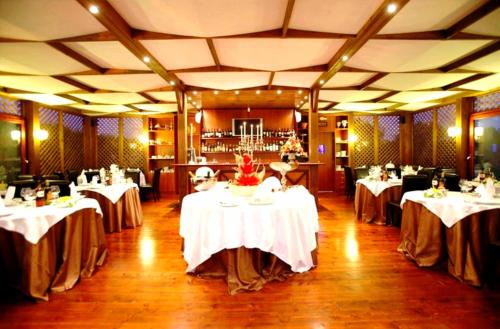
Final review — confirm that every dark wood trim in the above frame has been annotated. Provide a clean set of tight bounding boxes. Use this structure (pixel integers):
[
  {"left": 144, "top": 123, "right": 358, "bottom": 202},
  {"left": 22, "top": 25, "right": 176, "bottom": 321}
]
[
  {"left": 373, "top": 90, "right": 398, "bottom": 102},
  {"left": 267, "top": 72, "right": 275, "bottom": 90},
  {"left": 443, "top": 73, "right": 492, "bottom": 90},
  {"left": 51, "top": 75, "right": 97, "bottom": 93},
  {"left": 138, "top": 92, "right": 158, "bottom": 104},
  {"left": 469, "top": 108, "right": 500, "bottom": 178},
  {"left": 358, "top": 72, "right": 388, "bottom": 90},
  {"left": 282, "top": 0, "right": 295, "bottom": 37},
  {"left": 373, "top": 31, "right": 498, "bottom": 40},
  {"left": 441, "top": 40, "right": 500, "bottom": 72},
  {"left": 443, "top": 0, "right": 500, "bottom": 39},
  {"left": 206, "top": 39, "right": 221, "bottom": 70},
  {"left": 50, "top": 31, "right": 118, "bottom": 42},
  {"left": 0, "top": 112, "right": 27, "bottom": 174},
  {"left": 47, "top": 42, "right": 105, "bottom": 73}
]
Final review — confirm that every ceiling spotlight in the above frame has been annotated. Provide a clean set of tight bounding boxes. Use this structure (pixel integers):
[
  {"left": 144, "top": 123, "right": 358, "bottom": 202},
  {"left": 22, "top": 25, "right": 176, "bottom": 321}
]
[
  {"left": 193, "top": 91, "right": 198, "bottom": 95},
  {"left": 304, "top": 95, "right": 308, "bottom": 100},
  {"left": 342, "top": 55, "right": 349, "bottom": 62},
  {"left": 300, "top": 100, "right": 304, "bottom": 105},
  {"left": 276, "top": 89, "right": 282, "bottom": 95},
  {"left": 169, "top": 81, "right": 175, "bottom": 86},
  {"left": 319, "top": 80, "right": 325, "bottom": 85},
  {"left": 143, "top": 56, "right": 150, "bottom": 63},
  {"left": 247, "top": 106, "right": 251, "bottom": 113},
  {"left": 192, "top": 101, "right": 196, "bottom": 105},
  {"left": 89, "top": 5, "right": 99, "bottom": 14},
  {"left": 196, "top": 105, "right": 201, "bottom": 109},
  {"left": 387, "top": 3, "right": 397, "bottom": 13},
  {"left": 235, "top": 90, "right": 240, "bottom": 95},
  {"left": 214, "top": 90, "right": 219, "bottom": 95},
  {"left": 298, "top": 90, "right": 303, "bottom": 94},
  {"left": 187, "top": 96, "right": 192, "bottom": 101}
]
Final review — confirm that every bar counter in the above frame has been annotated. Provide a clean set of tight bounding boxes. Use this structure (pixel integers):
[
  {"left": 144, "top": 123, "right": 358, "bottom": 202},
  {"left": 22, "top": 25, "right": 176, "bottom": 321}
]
[{"left": 175, "top": 162, "right": 321, "bottom": 204}]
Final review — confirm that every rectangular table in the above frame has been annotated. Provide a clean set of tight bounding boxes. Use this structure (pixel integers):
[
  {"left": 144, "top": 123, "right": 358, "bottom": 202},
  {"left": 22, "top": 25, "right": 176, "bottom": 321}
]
[
  {"left": 0, "top": 199, "right": 107, "bottom": 300},
  {"left": 180, "top": 183, "right": 319, "bottom": 294}
]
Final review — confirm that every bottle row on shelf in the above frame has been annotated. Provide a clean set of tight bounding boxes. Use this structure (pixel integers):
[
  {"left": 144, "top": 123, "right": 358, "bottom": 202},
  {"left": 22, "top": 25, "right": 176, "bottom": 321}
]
[
  {"left": 201, "top": 141, "right": 284, "bottom": 153},
  {"left": 201, "top": 128, "right": 296, "bottom": 139}
]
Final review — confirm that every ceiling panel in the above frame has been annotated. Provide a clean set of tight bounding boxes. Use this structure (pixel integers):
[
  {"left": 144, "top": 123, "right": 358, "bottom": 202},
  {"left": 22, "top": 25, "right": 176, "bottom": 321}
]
[
  {"left": 319, "top": 90, "right": 388, "bottom": 102},
  {"left": 109, "top": 0, "right": 287, "bottom": 37},
  {"left": 177, "top": 72, "right": 270, "bottom": 90},
  {"left": 322, "top": 72, "right": 376, "bottom": 88},
  {"left": 135, "top": 104, "right": 178, "bottom": 112},
  {"left": 72, "top": 104, "right": 132, "bottom": 114},
  {"left": 0, "top": 0, "right": 105, "bottom": 41},
  {"left": 463, "top": 8, "right": 500, "bottom": 37},
  {"left": 302, "top": 101, "right": 332, "bottom": 110},
  {"left": 214, "top": 38, "right": 344, "bottom": 71},
  {"left": 273, "top": 72, "right": 322, "bottom": 88},
  {"left": 10, "top": 93, "right": 75, "bottom": 106},
  {"left": 290, "top": 0, "right": 384, "bottom": 34},
  {"left": 141, "top": 39, "right": 215, "bottom": 70},
  {"left": 371, "top": 73, "right": 475, "bottom": 90},
  {"left": 347, "top": 40, "right": 490, "bottom": 72},
  {"left": 64, "top": 41, "right": 149, "bottom": 70},
  {"left": 0, "top": 42, "right": 90, "bottom": 75},
  {"left": 333, "top": 102, "right": 396, "bottom": 111},
  {"left": 386, "top": 91, "right": 461, "bottom": 103},
  {"left": 457, "top": 73, "right": 500, "bottom": 91},
  {"left": 69, "top": 74, "right": 168, "bottom": 92},
  {"left": 380, "top": 0, "right": 486, "bottom": 34},
  {"left": 0, "top": 76, "right": 80, "bottom": 94},
  {"left": 461, "top": 50, "right": 500, "bottom": 73},
  {"left": 397, "top": 103, "right": 440, "bottom": 111},
  {"left": 147, "top": 91, "right": 177, "bottom": 102},
  {"left": 69, "top": 93, "right": 147, "bottom": 105}
]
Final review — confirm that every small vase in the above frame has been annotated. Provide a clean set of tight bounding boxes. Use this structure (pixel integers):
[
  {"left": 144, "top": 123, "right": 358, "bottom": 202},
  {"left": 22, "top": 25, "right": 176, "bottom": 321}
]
[
  {"left": 281, "top": 154, "right": 289, "bottom": 162},
  {"left": 288, "top": 153, "right": 296, "bottom": 161}
]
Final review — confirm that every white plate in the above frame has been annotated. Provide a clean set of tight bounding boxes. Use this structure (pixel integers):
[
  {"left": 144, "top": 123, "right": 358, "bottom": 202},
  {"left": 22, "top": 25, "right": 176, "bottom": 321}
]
[{"left": 0, "top": 209, "right": 14, "bottom": 217}]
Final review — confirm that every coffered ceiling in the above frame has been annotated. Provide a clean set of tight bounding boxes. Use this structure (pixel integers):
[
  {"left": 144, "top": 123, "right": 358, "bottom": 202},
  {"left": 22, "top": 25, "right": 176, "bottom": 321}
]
[{"left": 0, "top": 0, "right": 499, "bottom": 116}]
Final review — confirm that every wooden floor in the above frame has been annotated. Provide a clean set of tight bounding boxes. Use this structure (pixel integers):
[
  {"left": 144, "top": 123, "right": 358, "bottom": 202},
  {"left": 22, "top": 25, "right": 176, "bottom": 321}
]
[{"left": 1, "top": 193, "right": 499, "bottom": 328}]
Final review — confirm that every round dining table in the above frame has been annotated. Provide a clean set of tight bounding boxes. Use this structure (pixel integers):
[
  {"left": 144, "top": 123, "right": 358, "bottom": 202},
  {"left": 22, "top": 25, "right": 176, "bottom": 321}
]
[{"left": 354, "top": 178, "right": 402, "bottom": 225}]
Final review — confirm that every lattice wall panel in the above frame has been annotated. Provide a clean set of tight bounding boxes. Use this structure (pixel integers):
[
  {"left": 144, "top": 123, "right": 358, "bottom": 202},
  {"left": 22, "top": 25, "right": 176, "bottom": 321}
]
[
  {"left": 97, "top": 118, "right": 119, "bottom": 168},
  {"left": 474, "top": 91, "right": 500, "bottom": 112},
  {"left": 353, "top": 115, "right": 375, "bottom": 168},
  {"left": 437, "top": 104, "right": 456, "bottom": 169},
  {"left": 39, "top": 108, "right": 60, "bottom": 175},
  {"left": 0, "top": 95, "right": 21, "bottom": 116},
  {"left": 378, "top": 115, "right": 400, "bottom": 166},
  {"left": 413, "top": 110, "right": 433, "bottom": 167},
  {"left": 123, "top": 117, "right": 145, "bottom": 170},
  {"left": 63, "top": 113, "right": 84, "bottom": 171}
]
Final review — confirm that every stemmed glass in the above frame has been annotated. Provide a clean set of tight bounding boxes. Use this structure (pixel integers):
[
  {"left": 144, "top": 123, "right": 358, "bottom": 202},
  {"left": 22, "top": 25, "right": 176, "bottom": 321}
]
[
  {"left": 50, "top": 185, "right": 60, "bottom": 199},
  {"left": 459, "top": 179, "right": 472, "bottom": 193},
  {"left": 20, "top": 188, "right": 35, "bottom": 207}
]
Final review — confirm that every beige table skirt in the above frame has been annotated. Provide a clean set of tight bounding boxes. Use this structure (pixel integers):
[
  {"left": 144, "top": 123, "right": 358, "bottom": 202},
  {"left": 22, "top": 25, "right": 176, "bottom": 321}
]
[
  {"left": 192, "top": 247, "right": 318, "bottom": 295},
  {"left": 0, "top": 208, "right": 107, "bottom": 300},
  {"left": 83, "top": 188, "right": 143, "bottom": 233},
  {"left": 355, "top": 184, "right": 402, "bottom": 224},
  {"left": 399, "top": 200, "right": 500, "bottom": 286}
]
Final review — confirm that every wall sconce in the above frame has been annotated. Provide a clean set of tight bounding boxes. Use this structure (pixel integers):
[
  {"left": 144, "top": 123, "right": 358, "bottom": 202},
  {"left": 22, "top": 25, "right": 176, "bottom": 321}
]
[
  {"left": 348, "top": 134, "right": 358, "bottom": 143},
  {"left": 34, "top": 129, "right": 48, "bottom": 141},
  {"left": 195, "top": 110, "right": 202, "bottom": 124},
  {"left": 447, "top": 126, "right": 461, "bottom": 137},
  {"left": 295, "top": 110, "right": 302, "bottom": 123},
  {"left": 138, "top": 133, "right": 149, "bottom": 144},
  {"left": 10, "top": 130, "right": 21, "bottom": 142},
  {"left": 474, "top": 126, "right": 484, "bottom": 137}
]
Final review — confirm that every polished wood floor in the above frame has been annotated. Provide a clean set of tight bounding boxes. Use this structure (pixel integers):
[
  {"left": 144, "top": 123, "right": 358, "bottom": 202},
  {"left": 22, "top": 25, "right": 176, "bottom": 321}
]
[{"left": 1, "top": 193, "right": 499, "bottom": 328}]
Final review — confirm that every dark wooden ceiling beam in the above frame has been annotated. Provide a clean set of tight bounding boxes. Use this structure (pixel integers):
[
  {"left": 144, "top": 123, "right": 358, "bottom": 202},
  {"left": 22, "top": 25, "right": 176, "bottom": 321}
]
[
  {"left": 51, "top": 75, "right": 97, "bottom": 93},
  {"left": 442, "top": 73, "right": 492, "bottom": 90},
  {"left": 76, "top": 0, "right": 184, "bottom": 91},
  {"left": 314, "top": 0, "right": 410, "bottom": 88},
  {"left": 47, "top": 41, "right": 105, "bottom": 73},
  {"left": 267, "top": 72, "right": 275, "bottom": 90},
  {"left": 443, "top": 0, "right": 500, "bottom": 39},
  {"left": 373, "top": 90, "right": 399, "bottom": 102},
  {"left": 138, "top": 92, "right": 159, "bottom": 104},
  {"left": 55, "top": 94, "right": 88, "bottom": 104},
  {"left": 440, "top": 40, "right": 500, "bottom": 72},
  {"left": 321, "top": 102, "right": 339, "bottom": 111},
  {"left": 49, "top": 31, "right": 117, "bottom": 42},
  {"left": 206, "top": 39, "right": 221, "bottom": 70},
  {"left": 358, "top": 72, "right": 388, "bottom": 90},
  {"left": 282, "top": 0, "right": 295, "bottom": 37}
]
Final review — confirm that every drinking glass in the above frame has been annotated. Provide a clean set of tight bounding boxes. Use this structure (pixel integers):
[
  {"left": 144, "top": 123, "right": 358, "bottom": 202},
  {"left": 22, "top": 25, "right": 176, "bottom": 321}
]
[
  {"left": 20, "top": 188, "right": 35, "bottom": 207},
  {"left": 50, "top": 185, "right": 60, "bottom": 199}
]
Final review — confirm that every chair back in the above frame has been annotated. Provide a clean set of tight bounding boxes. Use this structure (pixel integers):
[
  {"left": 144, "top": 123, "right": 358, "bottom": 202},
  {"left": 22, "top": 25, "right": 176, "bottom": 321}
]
[
  {"left": 343, "top": 166, "right": 355, "bottom": 195},
  {"left": 417, "top": 167, "right": 437, "bottom": 188},
  {"left": 440, "top": 168, "right": 457, "bottom": 176},
  {"left": 53, "top": 171, "right": 66, "bottom": 180},
  {"left": 42, "top": 174, "right": 60, "bottom": 181},
  {"left": 125, "top": 170, "right": 140, "bottom": 186},
  {"left": 354, "top": 167, "right": 369, "bottom": 180},
  {"left": 45, "top": 180, "right": 71, "bottom": 196},
  {"left": 386, "top": 167, "right": 401, "bottom": 178},
  {"left": 17, "top": 174, "right": 35, "bottom": 181},
  {"left": 84, "top": 171, "right": 100, "bottom": 183},
  {"left": 12, "top": 179, "right": 37, "bottom": 198},
  {"left": 444, "top": 173, "right": 460, "bottom": 192},
  {"left": 152, "top": 168, "right": 162, "bottom": 195},
  {"left": 401, "top": 174, "right": 429, "bottom": 196},
  {"left": 67, "top": 169, "right": 80, "bottom": 184}
]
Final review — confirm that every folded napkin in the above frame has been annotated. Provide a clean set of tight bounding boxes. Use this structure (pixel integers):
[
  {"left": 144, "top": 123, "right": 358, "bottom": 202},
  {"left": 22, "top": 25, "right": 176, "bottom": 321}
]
[
  {"left": 77, "top": 170, "right": 87, "bottom": 185},
  {"left": 69, "top": 182, "right": 78, "bottom": 197},
  {"left": 475, "top": 178, "right": 496, "bottom": 199},
  {"left": 385, "top": 161, "right": 395, "bottom": 169}
]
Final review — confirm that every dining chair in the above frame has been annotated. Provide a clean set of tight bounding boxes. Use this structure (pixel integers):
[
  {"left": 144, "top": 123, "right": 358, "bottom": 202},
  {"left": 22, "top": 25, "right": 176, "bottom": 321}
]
[
  {"left": 126, "top": 169, "right": 154, "bottom": 201},
  {"left": 354, "top": 167, "right": 369, "bottom": 181},
  {"left": 42, "top": 174, "right": 60, "bottom": 181},
  {"left": 152, "top": 168, "right": 162, "bottom": 201},
  {"left": 17, "top": 174, "right": 35, "bottom": 181},
  {"left": 45, "top": 180, "right": 71, "bottom": 197},
  {"left": 385, "top": 174, "right": 429, "bottom": 227},
  {"left": 444, "top": 173, "right": 460, "bottom": 191},
  {"left": 84, "top": 171, "right": 100, "bottom": 184},
  {"left": 53, "top": 171, "right": 66, "bottom": 180},
  {"left": 343, "top": 166, "right": 355, "bottom": 200},
  {"left": 386, "top": 167, "right": 401, "bottom": 178},
  {"left": 417, "top": 167, "right": 438, "bottom": 188},
  {"left": 12, "top": 179, "right": 37, "bottom": 198},
  {"left": 66, "top": 169, "right": 80, "bottom": 185}
]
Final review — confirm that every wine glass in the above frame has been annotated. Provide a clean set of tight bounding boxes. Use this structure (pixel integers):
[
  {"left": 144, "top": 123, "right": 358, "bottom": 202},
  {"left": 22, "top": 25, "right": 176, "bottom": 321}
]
[
  {"left": 50, "top": 185, "right": 60, "bottom": 199},
  {"left": 20, "top": 188, "right": 35, "bottom": 207}
]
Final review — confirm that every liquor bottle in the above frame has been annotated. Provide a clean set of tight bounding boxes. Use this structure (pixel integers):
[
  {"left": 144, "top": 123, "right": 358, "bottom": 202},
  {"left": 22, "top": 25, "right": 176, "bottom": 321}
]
[
  {"left": 35, "top": 184, "right": 45, "bottom": 207},
  {"left": 44, "top": 181, "right": 53, "bottom": 203},
  {"left": 431, "top": 175, "right": 439, "bottom": 189}
]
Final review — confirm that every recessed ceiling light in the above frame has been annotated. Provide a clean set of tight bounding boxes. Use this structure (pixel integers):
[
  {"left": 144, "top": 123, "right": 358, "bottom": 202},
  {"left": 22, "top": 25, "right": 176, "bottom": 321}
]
[
  {"left": 192, "top": 101, "right": 196, "bottom": 105},
  {"left": 256, "top": 90, "right": 261, "bottom": 94},
  {"left": 235, "top": 90, "right": 239, "bottom": 95},
  {"left": 89, "top": 5, "right": 99, "bottom": 14},
  {"left": 187, "top": 96, "right": 192, "bottom": 101},
  {"left": 193, "top": 91, "right": 198, "bottom": 95},
  {"left": 304, "top": 96, "right": 308, "bottom": 100},
  {"left": 276, "top": 89, "right": 282, "bottom": 95},
  {"left": 387, "top": 3, "right": 397, "bottom": 13},
  {"left": 300, "top": 100, "right": 304, "bottom": 104},
  {"left": 196, "top": 105, "right": 201, "bottom": 109},
  {"left": 143, "top": 56, "right": 150, "bottom": 63},
  {"left": 298, "top": 90, "right": 303, "bottom": 94},
  {"left": 214, "top": 90, "right": 219, "bottom": 95},
  {"left": 342, "top": 55, "right": 349, "bottom": 62},
  {"left": 319, "top": 80, "right": 325, "bottom": 85},
  {"left": 169, "top": 81, "right": 175, "bottom": 86}
]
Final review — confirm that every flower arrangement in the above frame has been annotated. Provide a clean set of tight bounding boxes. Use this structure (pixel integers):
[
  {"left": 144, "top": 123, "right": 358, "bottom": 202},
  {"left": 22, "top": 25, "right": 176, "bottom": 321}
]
[
  {"left": 280, "top": 135, "right": 304, "bottom": 156},
  {"left": 234, "top": 153, "right": 265, "bottom": 186}
]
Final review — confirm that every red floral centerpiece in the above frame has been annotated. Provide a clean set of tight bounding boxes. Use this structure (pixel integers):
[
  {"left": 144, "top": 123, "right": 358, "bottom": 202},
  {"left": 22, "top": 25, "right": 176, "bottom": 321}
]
[{"left": 231, "top": 153, "right": 265, "bottom": 196}]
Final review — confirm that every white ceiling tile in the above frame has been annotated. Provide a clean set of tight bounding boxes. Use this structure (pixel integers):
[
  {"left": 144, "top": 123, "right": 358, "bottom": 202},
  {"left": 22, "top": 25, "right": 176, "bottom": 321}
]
[
  {"left": 147, "top": 91, "right": 177, "bottom": 102},
  {"left": 214, "top": 38, "right": 344, "bottom": 71},
  {"left": 69, "top": 74, "right": 168, "bottom": 92},
  {"left": 463, "top": 8, "right": 500, "bottom": 37},
  {"left": 109, "top": 0, "right": 287, "bottom": 37},
  {"left": 273, "top": 72, "right": 321, "bottom": 88},
  {"left": 372, "top": 73, "right": 475, "bottom": 90},
  {"left": 333, "top": 102, "right": 396, "bottom": 111},
  {"left": 290, "top": 0, "right": 384, "bottom": 34},
  {"left": 386, "top": 91, "right": 461, "bottom": 103},
  {"left": 461, "top": 50, "right": 500, "bottom": 72},
  {"left": 397, "top": 103, "right": 440, "bottom": 111},
  {"left": 177, "top": 72, "right": 270, "bottom": 90},
  {"left": 135, "top": 104, "right": 178, "bottom": 112},
  {"left": 0, "top": 0, "right": 105, "bottom": 41},
  {"left": 319, "top": 90, "right": 388, "bottom": 102},
  {"left": 0, "top": 76, "right": 79, "bottom": 94},
  {"left": 0, "top": 42, "right": 89, "bottom": 75},
  {"left": 348, "top": 40, "right": 491, "bottom": 72},
  {"left": 72, "top": 104, "right": 131, "bottom": 114},
  {"left": 457, "top": 73, "right": 500, "bottom": 91},
  {"left": 323, "top": 72, "right": 376, "bottom": 88},
  {"left": 69, "top": 93, "right": 147, "bottom": 105},
  {"left": 10, "top": 93, "right": 75, "bottom": 106},
  {"left": 380, "top": 0, "right": 487, "bottom": 34},
  {"left": 64, "top": 41, "right": 149, "bottom": 70},
  {"left": 141, "top": 39, "right": 215, "bottom": 70}
]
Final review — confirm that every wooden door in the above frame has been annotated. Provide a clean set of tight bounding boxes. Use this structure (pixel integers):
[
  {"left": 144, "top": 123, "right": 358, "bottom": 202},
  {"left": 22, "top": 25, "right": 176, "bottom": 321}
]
[{"left": 318, "top": 132, "right": 334, "bottom": 191}]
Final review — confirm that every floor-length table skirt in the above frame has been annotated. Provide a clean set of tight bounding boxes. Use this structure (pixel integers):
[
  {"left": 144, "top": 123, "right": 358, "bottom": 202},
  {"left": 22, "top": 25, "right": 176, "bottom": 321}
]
[
  {"left": 355, "top": 183, "right": 401, "bottom": 224},
  {"left": 0, "top": 208, "right": 107, "bottom": 300},
  {"left": 83, "top": 188, "right": 142, "bottom": 233},
  {"left": 399, "top": 200, "right": 500, "bottom": 286}
]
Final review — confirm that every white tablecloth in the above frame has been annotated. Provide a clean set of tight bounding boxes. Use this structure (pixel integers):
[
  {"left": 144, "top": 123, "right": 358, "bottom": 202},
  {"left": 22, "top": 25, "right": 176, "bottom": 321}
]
[
  {"left": 401, "top": 191, "right": 500, "bottom": 228},
  {"left": 357, "top": 178, "right": 402, "bottom": 197},
  {"left": 76, "top": 183, "right": 138, "bottom": 204},
  {"left": 180, "top": 185, "right": 319, "bottom": 273},
  {"left": 0, "top": 198, "right": 102, "bottom": 244}
]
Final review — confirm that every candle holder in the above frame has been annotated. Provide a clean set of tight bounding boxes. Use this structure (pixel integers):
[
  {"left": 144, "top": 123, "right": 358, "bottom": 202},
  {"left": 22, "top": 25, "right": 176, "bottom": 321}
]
[{"left": 238, "top": 135, "right": 264, "bottom": 156}]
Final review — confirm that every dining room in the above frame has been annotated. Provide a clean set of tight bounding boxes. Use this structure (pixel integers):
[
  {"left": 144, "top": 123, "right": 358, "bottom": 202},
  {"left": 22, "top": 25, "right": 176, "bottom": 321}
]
[{"left": 0, "top": 1, "right": 499, "bottom": 328}]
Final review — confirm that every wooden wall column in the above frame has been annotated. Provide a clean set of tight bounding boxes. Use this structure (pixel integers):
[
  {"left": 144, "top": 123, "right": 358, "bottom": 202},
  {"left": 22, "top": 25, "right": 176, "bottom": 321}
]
[
  {"left": 432, "top": 109, "right": 438, "bottom": 166},
  {"left": 399, "top": 112, "right": 413, "bottom": 164},
  {"left": 175, "top": 90, "right": 187, "bottom": 201},
  {"left": 23, "top": 101, "right": 40, "bottom": 176},
  {"left": 373, "top": 116, "right": 379, "bottom": 164},
  {"left": 456, "top": 97, "right": 473, "bottom": 178},
  {"left": 83, "top": 117, "right": 97, "bottom": 169},
  {"left": 118, "top": 116, "right": 124, "bottom": 165},
  {"left": 308, "top": 88, "right": 319, "bottom": 203}
]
